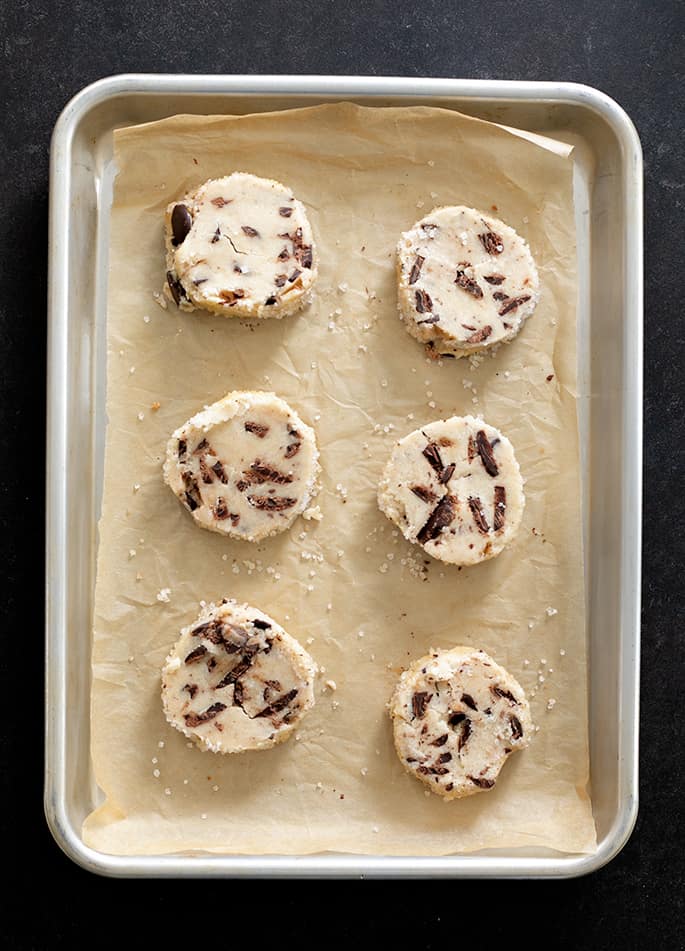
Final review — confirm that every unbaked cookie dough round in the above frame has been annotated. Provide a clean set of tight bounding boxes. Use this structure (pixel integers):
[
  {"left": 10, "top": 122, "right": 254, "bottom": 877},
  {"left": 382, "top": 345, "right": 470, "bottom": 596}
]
[
  {"left": 162, "top": 600, "right": 317, "bottom": 753},
  {"left": 163, "top": 391, "right": 319, "bottom": 542},
  {"left": 397, "top": 205, "right": 539, "bottom": 358},
  {"left": 390, "top": 646, "right": 532, "bottom": 799},
  {"left": 163, "top": 172, "right": 317, "bottom": 318},
  {"left": 377, "top": 414, "right": 524, "bottom": 566}
]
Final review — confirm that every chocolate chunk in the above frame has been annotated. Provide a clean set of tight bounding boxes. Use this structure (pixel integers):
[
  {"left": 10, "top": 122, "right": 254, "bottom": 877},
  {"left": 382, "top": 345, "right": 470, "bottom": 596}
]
[
  {"left": 244, "top": 462, "right": 293, "bottom": 485},
  {"left": 299, "top": 246, "right": 313, "bottom": 269},
  {"left": 467, "top": 435, "right": 476, "bottom": 463},
  {"left": 417, "top": 495, "right": 457, "bottom": 544},
  {"left": 252, "top": 619, "right": 271, "bottom": 630},
  {"left": 219, "top": 289, "right": 245, "bottom": 304},
  {"left": 184, "top": 645, "right": 208, "bottom": 665},
  {"left": 212, "top": 460, "right": 228, "bottom": 483},
  {"left": 265, "top": 296, "right": 277, "bottom": 305},
  {"left": 214, "top": 647, "right": 259, "bottom": 689},
  {"left": 479, "top": 230, "right": 504, "bottom": 255},
  {"left": 468, "top": 496, "right": 490, "bottom": 533},
  {"left": 437, "top": 752, "right": 452, "bottom": 764},
  {"left": 438, "top": 463, "right": 455, "bottom": 485},
  {"left": 468, "top": 776, "right": 495, "bottom": 789},
  {"left": 492, "top": 291, "right": 508, "bottom": 301},
  {"left": 166, "top": 271, "right": 186, "bottom": 305},
  {"left": 255, "top": 688, "right": 298, "bottom": 718},
  {"left": 233, "top": 680, "right": 245, "bottom": 707},
  {"left": 415, "top": 288, "right": 433, "bottom": 313},
  {"left": 491, "top": 685, "right": 518, "bottom": 704},
  {"left": 493, "top": 485, "right": 506, "bottom": 531},
  {"left": 171, "top": 204, "right": 192, "bottom": 246},
  {"left": 417, "top": 765, "right": 449, "bottom": 776},
  {"left": 214, "top": 497, "right": 229, "bottom": 519},
  {"left": 275, "top": 274, "right": 287, "bottom": 287},
  {"left": 510, "top": 715, "right": 523, "bottom": 739},
  {"left": 207, "top": 657, "right": 217, "bottom": 671},
  {"left": 178, "top": 438, "right": 187, "bottom": 461},
  {"left": 288, "top": 268, "right": 302, "bottom": 283},
  {"left": 412, "top": 691, "right": 431, "bottom": 719},
  {"left": 244, "top": 421, "right": 269, "bottom": 438},
  {"left": 476, "top": 430, "right": 499, "bottom": 476},
  {"left": 410, "top": 485, "right": 438, "bottom": 504},
  {"left": 236, "top": 480, "right": 249, "bottom": 492},
  {"left": 183, "top": 683, "right": 198, "bottom": 699},
  {"left": 211, "top": 197, "right": 231, "bottom": 207},
  {"left": 247, "top": 496, "right": 297, "bottom": 511},
  {"left": 483, "top": 274, "right": 505, "bottom": 285},
  {"left": 241, "top": 225, "right": 260, "bottom": 238},
  {"left": 445, "top": 783, "right": 454, "bottom": 792},
  {"left": 184, "top": 702, "right": 226, "bottom": 728},
  {"left": 181, "top": 471, "right": 202, "bottom": 511},
  {"left": 211, "top": 227, "right": 221, "bottom": 244},
  {"left": 422, "top": 442, "right": 444, "bottom": 474},
  {"left": 284, "top": 442, "right": 301, "bottom": 459},
  {"left": 461, "top": 693, "right": 477, "bottom": 711},
  {"left": 465, "top": 325, "right": 492, "bottom": 345},
  {"left": 279, "top": 206, "right": 293, "bottom": 217},
  {"left": 409, "top": 255, "right": 425, "bottom": 285},
  {"left": 193, "top": 438, "right": 209, "bottom": 455},
  {"left": 417, "top": 315, "right": 440, "bottom": 325},
  {"left": 431, "top": 733, "right": 449, "bottom": 747},
  {"left": 278, "top": 246, "right": 289, "bottom": 261},
  {"left": 448, "top": 712, "right": 466, "bottom": 728},
  {"left": 457, "top": 718, "right": 472, "bottom": 751},
  {"left": 498, "top": 295, "right": 531, "bottom": 316},
  {"left": 199, "top": 457, "right": 214, "bottom": 485},
  {"left": 455, "top": 270, "right": 483, "bottom": 298}
]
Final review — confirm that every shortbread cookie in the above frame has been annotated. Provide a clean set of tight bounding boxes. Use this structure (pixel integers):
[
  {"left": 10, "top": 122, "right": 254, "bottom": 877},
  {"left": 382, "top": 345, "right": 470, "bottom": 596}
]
[
  {"left": 377, "top": 415, "right": 524, "bottom": 566},
  {"left": 164, "top": 391, "right": 319, "bottom": 542},
  {"left": 397, "top": 205, "right": 539, "bottom": 357},
  {"left": 390, "top": 647, "right": 532, "bottom": 799},
  {"left": 164, "top": 172, "right": 317, "bottom": 318},
  {"left": 162, "top": 600, "right": 317, "bottom": 753}
]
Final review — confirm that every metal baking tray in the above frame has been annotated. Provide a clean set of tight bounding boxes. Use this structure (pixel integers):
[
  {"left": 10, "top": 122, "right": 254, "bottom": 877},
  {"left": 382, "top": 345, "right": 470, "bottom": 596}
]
[{"left": 45, "top": 75, "right": 642, "bottom": 878}]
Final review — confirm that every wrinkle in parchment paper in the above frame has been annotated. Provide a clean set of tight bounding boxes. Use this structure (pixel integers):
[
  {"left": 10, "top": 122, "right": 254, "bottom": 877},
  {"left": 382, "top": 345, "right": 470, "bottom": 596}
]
[{"left": 84, "top": 103, "right": 596, "bottom": 856}]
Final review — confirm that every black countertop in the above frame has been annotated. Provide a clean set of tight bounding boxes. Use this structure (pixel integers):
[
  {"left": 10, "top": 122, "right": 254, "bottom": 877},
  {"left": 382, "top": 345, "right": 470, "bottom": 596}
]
[{"left": 2, "top": 0, "right": 683, "bottom": 945}]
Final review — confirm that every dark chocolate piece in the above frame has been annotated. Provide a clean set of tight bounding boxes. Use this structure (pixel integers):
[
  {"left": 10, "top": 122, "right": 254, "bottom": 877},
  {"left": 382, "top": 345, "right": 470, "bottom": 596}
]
[
  {"left": 493, "top": 485, "right": 506, "bottom": 531},
  {"left": 417, "top": 495, "right": 457, "bottom": 544},
  {"left": 184, "top": 702, "right": 226, "bottom": 728},
  {"left": 171, "top": 204, "right": 192, "bottom": 246},
  {"left": 476, "top": 430, "right": 499, "bottom": 477},
  {"left": 409, "top": 255, "right": 425, "bottom": 285},
  {"left": 468, "top": 496, "right": 490, "bottom": 533},
  {"left": 412, "top": 691, "right": 431, "bottom": 719}
]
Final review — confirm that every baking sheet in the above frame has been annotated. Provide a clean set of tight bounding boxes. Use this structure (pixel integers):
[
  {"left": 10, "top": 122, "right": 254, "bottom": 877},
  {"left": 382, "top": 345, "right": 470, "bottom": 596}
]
[{"left": 83, "top": 102, "right": 596, "bottom": 856}]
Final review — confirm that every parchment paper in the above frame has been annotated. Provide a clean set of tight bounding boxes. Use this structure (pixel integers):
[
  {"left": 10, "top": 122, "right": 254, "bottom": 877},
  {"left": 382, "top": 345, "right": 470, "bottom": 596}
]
[{"left": 83, "top": 103, "right": 596, "bottom": 856}]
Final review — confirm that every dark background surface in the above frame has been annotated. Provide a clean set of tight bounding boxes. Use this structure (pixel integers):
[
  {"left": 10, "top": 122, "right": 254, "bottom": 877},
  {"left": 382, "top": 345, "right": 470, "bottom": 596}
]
[{"left": 1, "top": 0, "right": 683, "bottom": 946}]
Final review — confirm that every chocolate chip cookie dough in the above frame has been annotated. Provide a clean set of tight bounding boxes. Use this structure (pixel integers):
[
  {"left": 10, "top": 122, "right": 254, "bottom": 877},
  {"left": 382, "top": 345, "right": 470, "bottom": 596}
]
[
  {"left": 377, "top": 415, "right": 524, "bottom": 566},
  {"left": 164, "top": 172, "right": 317, "bottom": 318},
  {"left": 163, "top": 391, "right": 319, "bottom": 542},
  {"left": 390, "top": 647, "right": 532, "bottom": 799},
  {"left": 162, "top": 600, "right": 317, "bottom": 753},
  {"left": 397, "top": 205, "right": 539, "bottom": 358}
]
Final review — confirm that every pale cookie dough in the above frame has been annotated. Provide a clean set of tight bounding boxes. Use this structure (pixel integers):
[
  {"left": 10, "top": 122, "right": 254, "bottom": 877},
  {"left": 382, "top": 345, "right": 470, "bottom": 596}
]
[
  {"left": 391, "top": 647, "right": 532, "bottom": 799},
  {"left": 163, "top": 391, "right": 319, "bottom": 542},
  {"left": 397, "top": 205, "right": 539, "bottom": 357},
  {"left": 164, "top": 172, "right": 317, "bottom": 318},
  {"left": 377, "top": 415, "right": 524, "bottom": 566},
  {"left": 162, "top": 600, "right": 317, "bottom": 753}
]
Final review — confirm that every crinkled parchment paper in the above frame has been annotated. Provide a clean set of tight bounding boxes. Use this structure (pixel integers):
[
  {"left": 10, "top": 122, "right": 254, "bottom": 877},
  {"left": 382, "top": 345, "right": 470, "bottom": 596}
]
[{"left": 83, "top": 103, "right": 596, "bottom": 856}]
